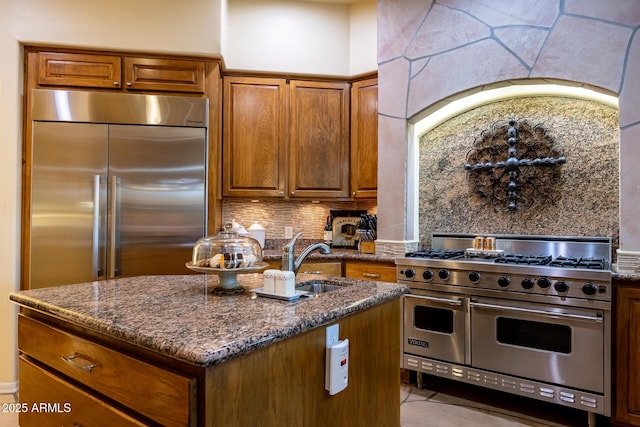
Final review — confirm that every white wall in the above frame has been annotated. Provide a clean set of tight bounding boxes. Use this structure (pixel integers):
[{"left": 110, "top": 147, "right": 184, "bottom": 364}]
[
  {"left": 349, "top": 0, "right": 377, "bottom": 75},
  {"left": 225, "top": 0, "right": 351, "bottom": 74},
  {"left": 223, "top": 0, "right": 377, "bottom": 75}
]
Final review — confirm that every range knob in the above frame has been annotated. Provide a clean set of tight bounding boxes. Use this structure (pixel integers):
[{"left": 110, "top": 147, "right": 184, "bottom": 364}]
[
  {"left": 521, "top": 278, "right": 534, "bottom": 289},
  {"left": 554, "top": 281, "right": 569, "bottom": 293},
  {"left": 537, "top": 277, "right": 551, "bottom": 289},
  {"left": 582, "top": 282, "right": 598, "bottom": 296},
  {"left": 468, "top": 271, "right": 481, "bottom": 283},
  {"left": 498, "top": 276, "right": 511, "bottom": 288},
  {"left": 438, "top": 269, "right": 450, "bottom": 280},
  {"left": 423, "top": 270, "right": 434, "bottom": 280},
  {"left": 403, "top": 268, "right": 415, "bottom": 279}
]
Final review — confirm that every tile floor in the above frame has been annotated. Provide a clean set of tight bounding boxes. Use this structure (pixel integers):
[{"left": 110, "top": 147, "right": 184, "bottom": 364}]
[
  {"left": 401, "top": 376, "right": 611, "bottom": 427},
  {"left": 0, "top": 378, "right": 610, "bottom": 426},
  {"left": 0, "top": 394, "right": 18, "bottom": 427}
]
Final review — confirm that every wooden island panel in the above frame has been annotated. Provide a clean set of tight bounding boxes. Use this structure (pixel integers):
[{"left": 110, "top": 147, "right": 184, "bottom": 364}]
[{"left": 204, "top": 297, "right": 401, "bottom": 427}]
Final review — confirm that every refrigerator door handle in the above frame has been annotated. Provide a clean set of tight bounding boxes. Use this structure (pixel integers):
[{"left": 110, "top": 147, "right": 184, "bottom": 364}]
[
  {"left": 109, "top": 175, "right": 120, "bottom": 279},
  {"left": 92, "top": 175, "right": 104, "bottom": 277}
]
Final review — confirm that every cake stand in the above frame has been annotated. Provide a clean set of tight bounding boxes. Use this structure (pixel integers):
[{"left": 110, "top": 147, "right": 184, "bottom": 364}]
[{"left": 186, "top": 262, "right": 268, "bottom": 294}]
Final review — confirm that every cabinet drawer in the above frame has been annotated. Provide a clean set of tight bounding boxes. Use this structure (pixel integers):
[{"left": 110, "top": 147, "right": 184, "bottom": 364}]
[
  {"left": 19, "top": 357, "right": 147, "bottom": 427},
  {"left": 18, "top": 315, "right": 196, "bottom": 426},
  {"left": 344, "top": 261, "right": 397, "bottom": 282},
  {"left": 38, "top": 52, "right": 122, "bottom": 89},
  {"left": 124, "top": 57, "right": 205, "bottom": 93},
  {"left": 298, "top": 261, "right": 343, "bottom": 276}
]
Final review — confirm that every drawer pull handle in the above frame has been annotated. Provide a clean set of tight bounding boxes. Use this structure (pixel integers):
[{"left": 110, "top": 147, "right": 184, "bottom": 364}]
[
  {"left": 62, "top": 353, "right": 100, "bottom": 373},
  {"left": 362, "top": 272, "right": 380, "bottom": 278}
]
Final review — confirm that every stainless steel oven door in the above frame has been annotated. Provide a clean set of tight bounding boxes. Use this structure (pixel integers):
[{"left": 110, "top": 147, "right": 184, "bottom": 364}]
[
  {"left": 470, "top": 297, "right": 604, "bottom": 393},
  {"left": 404, "top": 291, "right": 465, "bottom": 364}
]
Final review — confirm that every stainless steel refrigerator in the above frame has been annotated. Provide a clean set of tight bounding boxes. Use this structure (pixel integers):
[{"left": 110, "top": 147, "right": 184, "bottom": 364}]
[{"left": 28, "top": 89, "right": 208, "bottom": 289}]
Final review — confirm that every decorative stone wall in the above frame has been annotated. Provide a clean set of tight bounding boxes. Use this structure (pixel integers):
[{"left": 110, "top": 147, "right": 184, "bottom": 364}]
[
  {"left": 418, "top": 96, "right": 619, "bottom": 250},
  {"left": 377, "top": 0, "right": 640, "bottom": 260}
]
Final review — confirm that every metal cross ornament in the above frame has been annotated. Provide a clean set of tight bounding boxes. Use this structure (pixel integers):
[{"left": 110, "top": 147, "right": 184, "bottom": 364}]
[{"left": 464, "top": 118, "right": 566, "bottom": 211}]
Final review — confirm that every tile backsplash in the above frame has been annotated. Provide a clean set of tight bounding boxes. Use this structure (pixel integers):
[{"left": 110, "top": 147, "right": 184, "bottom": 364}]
[{"left": 221, "top": 199, "right": 377, "bottom": 242}]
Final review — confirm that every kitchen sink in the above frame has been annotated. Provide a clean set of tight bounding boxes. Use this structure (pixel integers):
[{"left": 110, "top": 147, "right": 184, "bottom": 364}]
[{"left": 296, "top": 280, "right": 343, "bottom": 294}]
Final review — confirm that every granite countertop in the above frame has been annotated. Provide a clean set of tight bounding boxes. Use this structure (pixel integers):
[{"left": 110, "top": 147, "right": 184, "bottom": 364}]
[
  {"left": 612, "top": 266, "right": 640, "bottom": 282},
  {"left": 9, "top": 273, "right": 407, "bottom": 368}
]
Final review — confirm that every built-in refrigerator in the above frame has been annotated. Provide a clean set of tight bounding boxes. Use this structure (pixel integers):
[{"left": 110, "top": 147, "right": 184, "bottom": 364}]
[{"left": 28, "top": 89, "right": 208, "bottom": 289}]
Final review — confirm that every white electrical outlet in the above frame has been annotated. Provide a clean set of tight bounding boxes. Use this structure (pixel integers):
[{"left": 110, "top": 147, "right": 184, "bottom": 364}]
[
  {"left": 284, "top": 226, "right": 293, "bottom": 239},
  {"left": 326, "top": 324, "right": 339, "bottom": 347}
]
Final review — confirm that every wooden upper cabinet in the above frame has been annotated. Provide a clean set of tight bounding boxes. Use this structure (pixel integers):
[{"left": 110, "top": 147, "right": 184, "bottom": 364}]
[
  {"left": 36, "top": 52, "right": 206, "bottom": 93},
  {"left": 350, "top": 78, "right": 378, "bottom": 199},
  {"left": 223, "top": 77, "right": 287, "bottom": 197},
  {"left": 123, "top": 57, "right": 205, "bottom": 93},
  {"left": 289, "top": 80, "right": 350, "bottom": 199},
  {"left": 37, "top": 52, "right": 122, "bottom": 89}
]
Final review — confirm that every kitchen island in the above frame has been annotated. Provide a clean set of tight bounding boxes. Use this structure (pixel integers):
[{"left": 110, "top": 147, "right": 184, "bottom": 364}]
[{"left": 10, "top": 273, "right": 406, "bottom": 426}]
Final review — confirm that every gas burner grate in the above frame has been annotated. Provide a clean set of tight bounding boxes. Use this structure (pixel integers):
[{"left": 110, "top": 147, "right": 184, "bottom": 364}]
[
  {"left": 494, "top": 254, "right": 552, "bottom": 265},
  {"left": 405, "top": 250, "right": 465, "bottom": 259},
  {"left": 548, "top": 256, "right": 606, "bottom": 270}
]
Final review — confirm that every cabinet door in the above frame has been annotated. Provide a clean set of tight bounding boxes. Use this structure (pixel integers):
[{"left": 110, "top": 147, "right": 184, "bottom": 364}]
[
  {"left": 616, "top": 286, "right": 640, "bottom": 425},
  {"left": 289, "top": 80, "right": 350, "bottom": 199},
  {"left": 350, "top": 78, "right": 378, "bottom": 199},
  {"left": 223, "top": 77, "right": 287, "bottom": 197},
  {"left": 123, "top": 57, "right": 205, "bottom": 93},
  {"left": 38, "top": 52, "right": 121, "bottom": 89}
]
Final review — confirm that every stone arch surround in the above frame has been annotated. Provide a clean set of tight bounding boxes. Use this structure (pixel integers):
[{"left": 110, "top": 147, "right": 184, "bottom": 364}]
[{"left": 375, "top": 0, "right": 640, "bottom": 266}]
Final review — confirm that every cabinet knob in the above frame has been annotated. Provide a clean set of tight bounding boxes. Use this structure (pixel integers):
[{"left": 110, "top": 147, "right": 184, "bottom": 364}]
[
  {"left": 113, "top": 81, "right": 119, "bottom": 86},
  {"left": 126, "top": 82, "right": 132, "bottom": 87},
  {"left": 290, "top": 191, "right": 295, "bottom": 196},
  {"left": 279, "top": 191, "right": 285, "bottom": 197}
]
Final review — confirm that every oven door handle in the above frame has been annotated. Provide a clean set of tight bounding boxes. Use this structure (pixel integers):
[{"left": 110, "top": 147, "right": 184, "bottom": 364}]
[
  {"left": 408, "top": 295, "right": 463, "bottom": 306},
  {"left": 469, "top": 301, "right": 603, "bottom": 323}
]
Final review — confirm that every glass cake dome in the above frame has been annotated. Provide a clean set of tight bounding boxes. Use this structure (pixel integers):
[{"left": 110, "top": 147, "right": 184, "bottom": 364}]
[{"left": 187, "top": 222, "right": 266, "bottom": 293}]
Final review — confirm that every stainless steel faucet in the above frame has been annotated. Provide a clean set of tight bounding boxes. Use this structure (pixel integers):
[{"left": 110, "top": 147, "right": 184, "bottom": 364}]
[{"left": 281, "top": 232, "right": 331, "bottom": 274}]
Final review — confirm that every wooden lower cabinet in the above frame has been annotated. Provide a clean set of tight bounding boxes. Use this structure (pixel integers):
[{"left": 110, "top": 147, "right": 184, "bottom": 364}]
[
  {"left": 265, "top": 259, "right": 396, "bottom": 281},
  {"left": 18, "top": 297, "right": 402, "bottom": 427},
  {"left": 19, "top": 357, "right": 147, "bottom": 427},
  {"left": 298, "top": 261, "right": 343, "bottom": 276},
  {"left": 264, "top": 259, "right": 343, "bottom": 276},
  {"left": 18, "top": 315, "right": 196, "bottom": 426},
  {"left": 615, "top": 284, "right": 640, "bottom": 426},
  {"left": 344, "top": 260, "right": 397, "bottom": 283}
]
